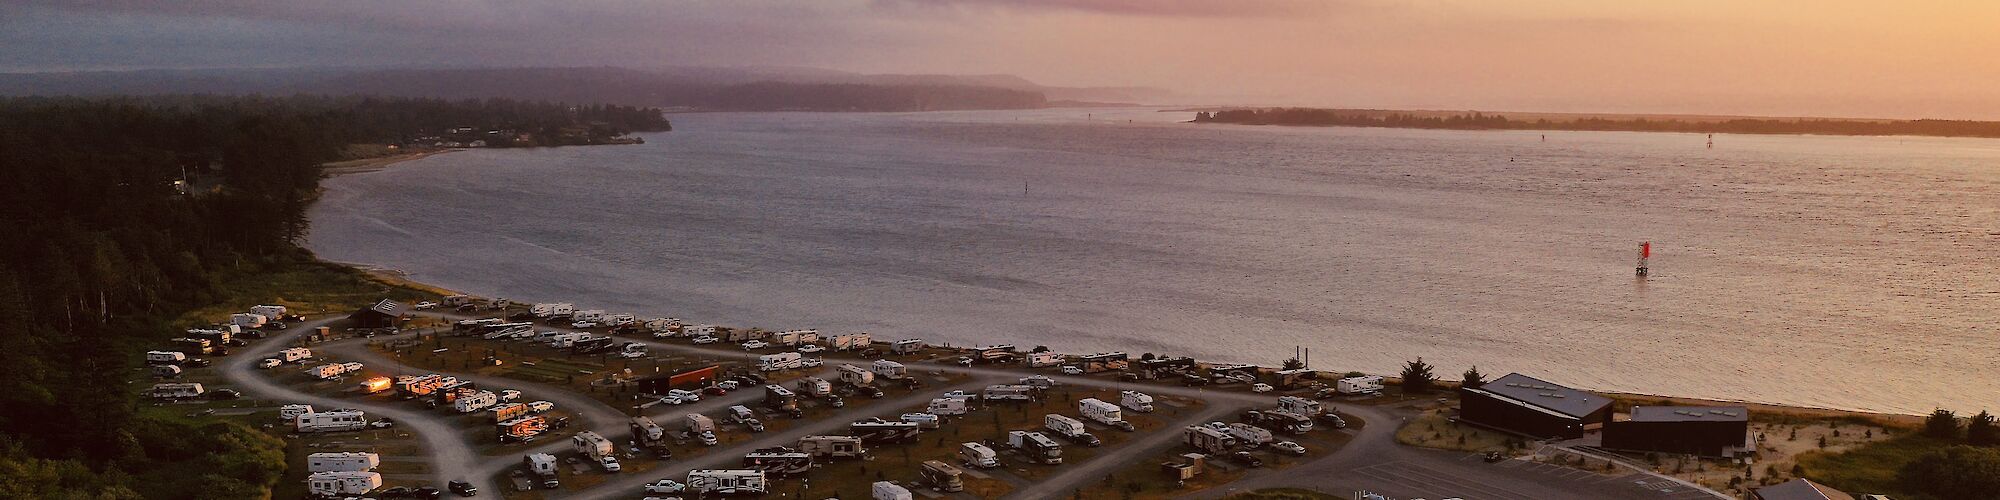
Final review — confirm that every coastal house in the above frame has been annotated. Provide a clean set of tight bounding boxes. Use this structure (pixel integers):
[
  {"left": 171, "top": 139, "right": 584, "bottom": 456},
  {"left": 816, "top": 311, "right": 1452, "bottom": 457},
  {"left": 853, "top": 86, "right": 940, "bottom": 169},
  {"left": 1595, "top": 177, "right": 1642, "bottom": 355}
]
[
  {"left": 1753, "top": 478, "right": 1854, "bottom": 500},
  {"left": 348, "top": 299, "right": 408, "bottom": 329},
  {"left": 1602, "top": 406, "right": 1753, "bottom": 457},
  {"left": 1457, "top": 373, "right": 1611, "bottom": 439}
]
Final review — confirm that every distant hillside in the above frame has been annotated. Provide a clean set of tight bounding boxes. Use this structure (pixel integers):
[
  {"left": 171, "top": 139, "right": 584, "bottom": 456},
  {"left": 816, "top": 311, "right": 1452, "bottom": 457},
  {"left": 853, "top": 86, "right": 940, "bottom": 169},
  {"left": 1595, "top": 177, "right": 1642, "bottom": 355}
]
[
  {"left": 0, "top": 66, "right": 1052, "bottom": 112},
  {"left": 1194, "top": 107, "right": 2000, "bottom": 139}
]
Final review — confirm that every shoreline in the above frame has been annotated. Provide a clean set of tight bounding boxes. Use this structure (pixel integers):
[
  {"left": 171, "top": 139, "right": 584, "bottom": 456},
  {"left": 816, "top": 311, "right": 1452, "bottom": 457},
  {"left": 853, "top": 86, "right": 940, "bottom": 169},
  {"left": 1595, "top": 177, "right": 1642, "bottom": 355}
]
[{"left": 319, "top": 148, "right": 458, "bottom": 177}]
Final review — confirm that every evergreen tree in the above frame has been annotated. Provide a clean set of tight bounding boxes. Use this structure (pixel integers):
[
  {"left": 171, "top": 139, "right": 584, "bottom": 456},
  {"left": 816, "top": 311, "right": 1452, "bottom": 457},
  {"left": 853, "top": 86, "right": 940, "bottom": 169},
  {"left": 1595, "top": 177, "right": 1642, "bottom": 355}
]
[
  {"left": 1462, "top": 366, "right": 1486, "bottom": 389},
  {"left": 1926, "top": 409, "right": 1962, "bottom": 440},
  {"left": 1968, "top": 411, "right": 1998, "bottom": 446},
  {"left": 1401, "top": 358, "right": 1437, "bottom": 394}
]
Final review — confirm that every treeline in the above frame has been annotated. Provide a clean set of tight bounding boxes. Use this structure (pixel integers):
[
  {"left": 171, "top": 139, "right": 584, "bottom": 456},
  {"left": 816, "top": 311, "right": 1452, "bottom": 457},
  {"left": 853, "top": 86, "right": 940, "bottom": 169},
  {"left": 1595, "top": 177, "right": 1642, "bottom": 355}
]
[
  {"left": 0, "top": 95, "right": 668, "bottom": 498},
  {"left": 1194, "top": 108, "right": 2000, "bottom": 139}
]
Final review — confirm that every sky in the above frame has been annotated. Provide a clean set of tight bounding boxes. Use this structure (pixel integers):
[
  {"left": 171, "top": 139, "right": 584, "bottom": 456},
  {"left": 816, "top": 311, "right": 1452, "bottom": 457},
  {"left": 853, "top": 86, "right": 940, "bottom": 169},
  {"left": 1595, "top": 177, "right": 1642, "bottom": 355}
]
[{"left": 5, "top": 0, "right": 2000, "bottom": 119}]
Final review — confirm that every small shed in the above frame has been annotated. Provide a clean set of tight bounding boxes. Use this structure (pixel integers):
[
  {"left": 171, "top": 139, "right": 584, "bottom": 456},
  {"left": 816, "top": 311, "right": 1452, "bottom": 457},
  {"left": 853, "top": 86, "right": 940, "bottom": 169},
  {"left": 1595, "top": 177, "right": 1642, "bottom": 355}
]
[{"left": 348, "top": 299, "right": 407, "bottom": 328}]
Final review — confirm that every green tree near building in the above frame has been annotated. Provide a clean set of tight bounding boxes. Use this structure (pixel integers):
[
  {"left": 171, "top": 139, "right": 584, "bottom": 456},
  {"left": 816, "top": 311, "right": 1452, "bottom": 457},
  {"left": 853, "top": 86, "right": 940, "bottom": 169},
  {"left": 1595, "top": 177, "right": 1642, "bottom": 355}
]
[
  {"left": 1401, "top": 358, "right": 1437, "bottom": 394},
  {"left": 1968, "top": 410, "right": 1999, "bottom": 446},
  {"left": 1898, "top": 445, "right": 2000, "bottom": 499},
  {"left": 1925, "top": 409, "right": 1962, "bottom": 440},
  {"left": 1462, "top": 366, "right": 1486, "bottom": 389}
]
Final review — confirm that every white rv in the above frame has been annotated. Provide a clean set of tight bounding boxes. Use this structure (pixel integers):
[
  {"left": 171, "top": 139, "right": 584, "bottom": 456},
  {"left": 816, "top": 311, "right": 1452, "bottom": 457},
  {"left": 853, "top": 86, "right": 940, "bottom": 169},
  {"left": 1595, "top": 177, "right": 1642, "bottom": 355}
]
[
  {"left": 606, "top": 313, "right": 636, "bottom": 327},
  {"left": 775, "top": 329, "right": 820, "bottom": 346},
  {"left": 757, "top": 352, "right": 803, "bottom": 372},
  {"left": 687, "top": 469, "right": 767, "bottom": 495},
  {"left": 454, "top": 390, "right": 498, "bottom": 413},
  {"left": 682, "top": 324, "right": 718, "bottom": 337},
  {"left": 797, "top": 435, "right": 867, "bottom": 459},
  {"left": 1227, "top": 423, "right": 1275, "bottom": 447},
  {"left": 1079, "top": 398, "right": 1134, "bottom": 431},
  {"left": 1121, "top": 391, "right": 1156, "bottom": 412},
  {"left": 872, "top": 481, "right": 914, "bottom": 500},
  {"left": 1337, "top": 375, "right": 1384, "bottom": 395},
  {"left": 1184, "top": 425, "right": 1237, "bottom": 454},
  {"left": 279, "top": 404, "right": 314, "bottom": 421},
  {"left": 230, "top": 313, "right": 268, "bottom": 328},
  {"left": 982, "top": 384, "right": 1034, "bottom": 401},
  {"left": 959, "top": 442, "right": 999, "bottom": 468},
  {"left": 571, "top": 309, "right": 608, "bottom": 324},
  {"left": 871, "top": 359, "right": 907, "bottom": 379},
  {"left": 1027, "top": 351, "right": 1063, "bottom": 367},
  {"left": 145, "top": 350, "right": 187, "bottom": 365},
  {"left": 838, "top": 364, "right": 876, "bottom": 386},
  {"left": 250, "top": 304, "right": 289, "bottom": 320},
  {"left": 306, "top": 471, "right": 380, "bottom": 497},
  {"left": 1007, "top": 430, "right": 1063, "bottom": 464},
  {"left": 523, "top": 453, "right": 560, "bottom": 488},
  {"left": 1277, "top": 395, "right": 1324, "bottom": 416},
  {"left": 146, "top": 383, "right": 205, "bottom": 399},
  {"left": 926, "top": 398, "right": 969, "bottom": 416},
  {"left": 295, "top": 410, "right": 367, "bottom": 433},
  {"left": 307, "top": 452, "right": 380, "bottom": 473},
  {"left": 277, "top": 347, "right": 312, "bottom": 363},
  {"left": 530, "top": 302, "right": 575, "bottom": 318},
  {"left": 830, "top": 332, "right": 872, "bottom": 351},
  {"left": 571, "top": 430, "right": 619, "bottom": 471},
  {"left": 1045, "top": 414, "right": 1101, "bottom": 446}
]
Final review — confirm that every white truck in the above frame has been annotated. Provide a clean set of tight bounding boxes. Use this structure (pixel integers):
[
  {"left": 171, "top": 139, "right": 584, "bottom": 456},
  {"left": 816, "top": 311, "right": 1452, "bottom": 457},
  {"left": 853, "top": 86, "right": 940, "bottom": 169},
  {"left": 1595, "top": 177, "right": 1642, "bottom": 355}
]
[
  {"left": 871, "top": 359, "right": 907, "bottom": 379},
  {"left": 307, "top": 452, "right": 380, "bottom": 473},
  {"left": 1079, "top": 398, "right": 1135, "bottom": 431},
  {"left": 757, "top": 352, "right": 803, "bottom": 372},
  {"left": 277, "top": 347, "right": 312, "bottom": 363},
  {"left": 230, "top": 312, "right": 268, "bottom": 328},
  {"left": 838, "top": 364, "right": 876, "bottom": 386},
  {"left": 1121, "top": 391, "right": 1156, "bottom": 412},
  {"left": 1007, "top": 430, "right": 1063, "bottom": 465},
  {"left": 524, "top": 453, "right": 560, "bottom": 489},
  {"left": 959, "top": 442, "right": 999, "bottom": 468},
  {"left": 571, "top": 431, "right": 620, "bottom": 472},
  {"left": 1044, "top": 414, "right": 1102, "bottom": 447},
  {"left": 1337, "top": 375, "right": 1384, "bottom": 395},
  {"left": 926, "top": 398, "right": 969, "bottom": 416},
  {"left": 530, "top": 302, "right": 575, "bottom": 318},
  {"left": 872, "top": 481, "right": 914, "bottom": 500},
  {"left": 145, "top": 350, "right": 187, "bottom": 365},
  {"left": 830, "top": 332, "right": 872, "bottom": 351},
  {"left": 1027, "top": 351, "right": 1063, "bottom": 368},
  {"left": 306, "top": 471, "right": 381, "bottom": 497},
  {"left": 295, "top": 410, "right": 367, "bottom": 433},
  {"left": 1227, "top": 422, "right": 1275, "bottom": 447},
  {"left": 687, "top": 469, "right": 767, "bottom": 495},
  {"left": 454, "top": 390, "right": 498, "bottom": 413}
]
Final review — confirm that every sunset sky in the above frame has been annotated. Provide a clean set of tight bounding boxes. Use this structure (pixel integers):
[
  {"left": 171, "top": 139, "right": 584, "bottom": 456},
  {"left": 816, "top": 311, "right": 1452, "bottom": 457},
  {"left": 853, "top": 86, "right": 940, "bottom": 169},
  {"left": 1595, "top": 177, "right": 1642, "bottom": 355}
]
[{"left": 6, "top": 0, "right": 1998, "bottom": 119}]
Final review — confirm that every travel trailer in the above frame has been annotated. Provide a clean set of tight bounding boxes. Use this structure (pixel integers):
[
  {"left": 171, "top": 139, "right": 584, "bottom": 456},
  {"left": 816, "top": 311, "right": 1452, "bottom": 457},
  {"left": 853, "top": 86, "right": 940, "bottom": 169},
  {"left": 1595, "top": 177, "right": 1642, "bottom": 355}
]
[
  {"left": 295, "top": 410, "right": 367, "bottom": 433},
  {"left": 305, "top": 471, "right": 380, "bottom": 497},
  {"left": 1079, "top": 398, "right": 1134, "bottom": 431},
  {"left": 959, "top": 442, "right": 1000, "bottom": 468},
  {"left": 1121, "top": 391, "right": 1156, "bottom": 412},
  {"left": 306, "top": 452, "right": 380, "bottom": 473},
  {"left": 797, "top": 435, "right": 866, "bottom": 459},
  {"left": 686, "top": 469, "right": 767, "bottom": 495}
]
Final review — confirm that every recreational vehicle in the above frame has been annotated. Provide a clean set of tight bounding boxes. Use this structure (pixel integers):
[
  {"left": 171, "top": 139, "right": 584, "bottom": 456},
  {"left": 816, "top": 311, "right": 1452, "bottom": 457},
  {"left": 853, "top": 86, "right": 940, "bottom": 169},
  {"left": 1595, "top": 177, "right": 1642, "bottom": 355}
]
[
  {"left": 295, "top": 410, "right": 367, "bottom": 433},
  {"left": 306, "top": 452, "right": 380, "bottom": 473},
  {"left": 305, "top": 471, "right": 380, "bottom": 497}
]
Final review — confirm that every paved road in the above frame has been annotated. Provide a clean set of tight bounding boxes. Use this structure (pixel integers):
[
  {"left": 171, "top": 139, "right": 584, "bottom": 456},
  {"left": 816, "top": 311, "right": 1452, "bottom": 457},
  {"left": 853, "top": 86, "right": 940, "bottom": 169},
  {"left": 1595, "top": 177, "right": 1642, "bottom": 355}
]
[
  {"left": 1006, "top": 402, "right": 1245, "bottom": 500},
  {"left": 216, "top": 317, "right": 501, "bottom": 497}
]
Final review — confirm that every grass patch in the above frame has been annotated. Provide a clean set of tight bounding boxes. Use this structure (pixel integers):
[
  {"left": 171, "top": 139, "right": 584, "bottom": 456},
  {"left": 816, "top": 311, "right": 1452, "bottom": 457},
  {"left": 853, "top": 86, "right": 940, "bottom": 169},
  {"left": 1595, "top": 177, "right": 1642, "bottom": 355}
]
[
  {"left": 1394, "top": 409, "right": 1513, "bottom": 452},
  {"left": 1795, "top": 434, "right": 1945, "bottom": 498},
  {"left": 1225, "top": 488, "right": 1343, "bottom": 500},
  {"left": 179, "top": 259, "right": 441, "bottom": 326}
]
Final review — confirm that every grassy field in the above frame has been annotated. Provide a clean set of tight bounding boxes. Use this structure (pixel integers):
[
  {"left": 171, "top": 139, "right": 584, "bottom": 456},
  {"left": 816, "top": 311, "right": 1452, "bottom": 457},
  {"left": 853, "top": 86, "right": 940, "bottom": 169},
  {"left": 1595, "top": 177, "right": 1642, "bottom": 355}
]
[
  {"left": 1795, "top": 434, "right": 1942, "bottom": 499},
  {"left": 178, "top": 259, "right": 442, "bottom": 326},
  {"left": 1224, "top": 488, "right": 1343, "bottom": 500},
  {"left": 1394, "top": 409, "right": 1516, "bottom": 453}
]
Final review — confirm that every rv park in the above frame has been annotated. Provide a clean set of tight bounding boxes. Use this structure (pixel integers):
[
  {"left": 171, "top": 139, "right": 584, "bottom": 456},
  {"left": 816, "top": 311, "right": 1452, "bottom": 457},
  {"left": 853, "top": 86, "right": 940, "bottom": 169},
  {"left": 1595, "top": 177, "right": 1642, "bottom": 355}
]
[{"left": 139, "top": 295, "right": 1921, "bottom": 500}]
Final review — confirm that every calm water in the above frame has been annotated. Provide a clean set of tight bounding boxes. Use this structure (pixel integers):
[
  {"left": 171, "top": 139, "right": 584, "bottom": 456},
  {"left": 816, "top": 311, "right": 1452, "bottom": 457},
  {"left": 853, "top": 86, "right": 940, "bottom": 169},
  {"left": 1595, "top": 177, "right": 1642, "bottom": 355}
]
[{"left": 309, "top": 108, "right": 2000, "bottom": 414}]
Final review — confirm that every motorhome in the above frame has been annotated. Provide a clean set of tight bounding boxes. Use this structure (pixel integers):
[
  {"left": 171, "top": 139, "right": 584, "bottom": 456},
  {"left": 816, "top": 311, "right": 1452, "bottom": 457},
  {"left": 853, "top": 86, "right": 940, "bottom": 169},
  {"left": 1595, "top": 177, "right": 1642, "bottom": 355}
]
[
  {"left": 277, "top": 347, "right": 312, "bottom": 363},
  {"left": 1007, "top": 431, "right": 1063, "bottom": 464},
  {"left": 901, "top": 413, "right": 941, "bottom": 429},
  {"left": 958, "top": 442, "right": 999, "bottom": 468},
  {"left": 523, "top": 453, "right": 560, "bottom": 488},
  {"left": 1078, "top": 352, "right": 1129, "bottom": 373},
  {"left": 892, "top": 339, "right": 926, "bottom": 355},
  {"left": 1132, "top": 356, "right": 1198, "bottom": 380},
  {"left": 230, "top": 313, "right": 267, "bottom": 328},
  {"left": 871, "top": 359, "right": 907, "bottom": 379},
  {"left": 982, "top": 384, "right": 1034, "bottom": 401},
  {"left": 395, "top": 374, "right": 456, "bottom": 398},
  {"left": 483, "top": 322, "right": 534, "bottom": 339},
  {"left": 926, "top": 398, "right": 969, "bottom": 416},
  {"left": 850, "top": 419, "right": 921, "bottom": 443},
  {"left": 1337, "top": 375, "right": 1384, "bottom": 395},
  {"left": 1044, "top": 414, "right": 1101, "bottom": 447},
  {"left": 305, "top": 471, "right": 380, "bottom": 497},
  {"left": 571, "top": 431, "right": 618, "bottom": 471},
  {"left": 797, "top": 435, "right": 866, "bottom": 459},
  {"left": 145, "top": 350, "right": 188, "bottom": 365},
  {"left": 686, "top": 470, "right": 767, "bottom": 495},
  {"left": 1121, "top": 391, "right": 1156, "bottom": 412},
  {"left": 1079, "top": 398, "right": 1134, "bottom": 431},
  {"left": 973, "top": 345, "right": 1018, "bottom": 364},
  {"left": 295, "top": 410, "right": 367, "bottom": 433},
  {"left": 1227, "top": 423, "right": 1275, "bottom": 447},
  {"left": 774, "top": 329, "right": 820, "bottom": 346},
  {"left": 307, "top": 452, "right": 380, "bottom": 473},
  {"left": 151, "top": 365, "right": 183, "bottom": 379},
  {"left": 547, "top": 332, "right": 589, "bottom": 348},
  {"left": 357, "top": 376, "right": 393, "bottom": 394},
  {"left": 1027, "top": 351, "right": 1063, "bottom": 368},
  {"left": 838, "top": 364, "right": 876, "bottom": 386},
  {"left": 830, "top": 332, "right": 872, "bottom": 351},
  {"left": 185, "top": 328, "right": 232, "bottom": 345},
  {"left": 920, "top": 460, "right": 965, "bottom": 492},
  {"left": 682, "top": 324, "right": 718, "bottom": 337},
  {"left": 146, "top": 383, "right": 204, "bottom": 399},
  {"left": 741, "top": 450, "right": 814, "bottom": 477},
  {"left": 453, "top": 390, "right": 498, "bottom": 413},
  {"left": 757, "top": 352, "right": 803, "bottom": 372},
  {"left": 530, "top": 302, "right": 575, "bottom": 318},
  {"left": 571, "top": 336, "right": 616, "bottom": 354},
  {"left": 1184, "top": 425, "right": 1237, "bottom": 454},
  {"left": 874, "top": 481, "right": 914, "bottom": 500}
]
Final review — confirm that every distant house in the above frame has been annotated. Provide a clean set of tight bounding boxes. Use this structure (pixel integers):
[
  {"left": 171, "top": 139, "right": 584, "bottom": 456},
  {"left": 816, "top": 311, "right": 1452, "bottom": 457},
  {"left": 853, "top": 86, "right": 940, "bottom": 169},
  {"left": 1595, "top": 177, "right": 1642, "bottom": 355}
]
[
  {"left": 1457, "top": 373, "right": 1612, "bottom": 439},
  {"left": 1602, "top": 406, "right": 1753, "bottom": 457},
  {"left": 1754, "top": 478, "right": 1854, "bottom": 500},
  {"left": 348, "top": 299, "right": 407, "bottom": 328}
]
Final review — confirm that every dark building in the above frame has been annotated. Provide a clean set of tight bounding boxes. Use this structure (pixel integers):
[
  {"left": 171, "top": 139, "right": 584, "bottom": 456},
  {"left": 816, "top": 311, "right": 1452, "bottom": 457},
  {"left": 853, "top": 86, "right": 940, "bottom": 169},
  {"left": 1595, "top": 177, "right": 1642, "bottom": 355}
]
[
  {"left": 1754, "top": 478, "right": 1854, "bottom": 500},
  {"left": 1458, "top": 373, "right": 1611, "bottom": 439},
  {"left": 348, "top": 299, "right": 407, "bottom": 328},
  {"left": 636, "top": 365, "right": 719, "bottom": 395},
  {"left": 1603, "top": 406, "right": 1751, "bottom": 457}
]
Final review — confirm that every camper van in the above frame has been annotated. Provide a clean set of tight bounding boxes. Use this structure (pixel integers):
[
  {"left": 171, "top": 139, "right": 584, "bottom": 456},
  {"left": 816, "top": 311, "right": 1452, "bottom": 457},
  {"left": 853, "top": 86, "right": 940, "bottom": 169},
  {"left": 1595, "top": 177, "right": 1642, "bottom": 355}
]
[
  {"left": 295, "top": 410, "right": 367, "bottom": 433},
  {"left": 1079, "top": 398, "right": 1135, "bottom": 431},
  {"left": 307, "top": 452, "right": 380, "bottom": 473},
  {"left": 958, "top": 442, "right": 1000, "bottom": 468},
  {"left": 687, "top": 469, "right": 767, "bottom": 495},
  {"left": 1121, "top": 391, "right": 1156, "bottom": 412},
  {"left": 305, "top": 471, "right": 381, "bottom": 497},
  {"left": 797, "top": 435, "right": 866, "bottom": 459}
]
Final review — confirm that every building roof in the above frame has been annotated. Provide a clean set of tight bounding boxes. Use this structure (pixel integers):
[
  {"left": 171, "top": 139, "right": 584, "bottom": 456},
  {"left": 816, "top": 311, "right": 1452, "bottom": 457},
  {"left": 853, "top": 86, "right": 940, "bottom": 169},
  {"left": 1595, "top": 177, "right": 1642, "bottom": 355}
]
[
  {"left": 1629, "top": 406, "right": 1749, "bottom": 423},
  {"left": 1471, "top": 373, "right": 1611, "bottom": 419},
  {"left": 357, "top": 299, "right": 405, "bottom": 317},
  {"left": 1755, "top": 478, "right": 1854, "bottom": 500}
]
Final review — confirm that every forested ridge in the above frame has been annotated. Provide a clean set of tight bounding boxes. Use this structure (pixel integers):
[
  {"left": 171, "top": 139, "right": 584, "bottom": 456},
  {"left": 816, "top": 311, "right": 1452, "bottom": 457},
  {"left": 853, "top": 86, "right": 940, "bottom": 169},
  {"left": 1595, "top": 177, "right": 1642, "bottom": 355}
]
[
  {"left": 1194, "top": 107, "right": 2000, "bottom": 138},
  {"left": 0, "top": 95, "right": 669, "bottom": 498}
]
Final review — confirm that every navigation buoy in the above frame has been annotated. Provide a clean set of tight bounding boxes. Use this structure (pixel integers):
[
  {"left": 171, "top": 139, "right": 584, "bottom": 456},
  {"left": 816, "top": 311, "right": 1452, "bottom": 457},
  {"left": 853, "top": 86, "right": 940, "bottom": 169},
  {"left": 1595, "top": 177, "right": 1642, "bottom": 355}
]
[{"left": 1636, "top": 241, "right": 1651, "bottom": 276}]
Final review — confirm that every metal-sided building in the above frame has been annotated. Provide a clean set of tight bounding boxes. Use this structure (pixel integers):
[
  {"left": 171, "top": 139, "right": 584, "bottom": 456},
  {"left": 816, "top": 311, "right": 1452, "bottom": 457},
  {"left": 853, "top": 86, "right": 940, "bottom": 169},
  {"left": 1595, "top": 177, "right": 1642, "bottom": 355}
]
[
  {"left": 1602, "top": 406, "right": 1752, "bottom": 457},
  {"left": 1753, "top": 478, "right": 1854, "bottom": 500},
  {"left": 1457, "top": 373, "right": 1611, "bottom": 439},
  {"left": 348, "top": 299, "right": 407, "bottom": 328}
]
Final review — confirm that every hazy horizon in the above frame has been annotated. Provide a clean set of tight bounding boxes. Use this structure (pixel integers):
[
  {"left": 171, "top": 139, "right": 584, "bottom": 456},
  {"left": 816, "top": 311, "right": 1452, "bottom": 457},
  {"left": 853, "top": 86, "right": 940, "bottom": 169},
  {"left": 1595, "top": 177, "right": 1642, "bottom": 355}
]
[{"left": 7, "top": 1, "right": 2000, "bottom": 119}]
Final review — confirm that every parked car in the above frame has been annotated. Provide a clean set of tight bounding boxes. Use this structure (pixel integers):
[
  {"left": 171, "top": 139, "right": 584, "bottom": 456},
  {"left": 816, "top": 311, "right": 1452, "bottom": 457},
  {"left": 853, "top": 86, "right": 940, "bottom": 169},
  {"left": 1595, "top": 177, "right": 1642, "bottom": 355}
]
[
  {"left": 692, "top": 336, "right": 719, "bottom": 345},
  {"left": 1229, "top": 451, "right": 1264, "bottom": 468},
  {"left": 414, "top": 301, "right": 438, "bottom": 310},
  {"left": 796, "top": 344, "right": 825, "bottom": 354},
  {"left": 703, "top": 386, "right": 729, "bottom": 396},
  {"left": 741, "top": 340, "right": 769, "bottom": 350},
  {"left": 1483, "top": 451, "right": 1506, "bottom": 463},
  {"left": 644, "top": 479, "right": 686, "bottom": 493},
  {"left": 379, "top": 486, "right": 414, "bottom": 498},
  {"left": 1251, "top": 383, "right": 1274, "bottom": 393},
  {"left": 745, "top": 419, "right": 766, "bottom": 433},
  {"left": 447, "top": 479, "right": 477, "bottom": 496},
  {"left": 498, "top": 390, "right": 521, "bottom": 402},
  {"left": 413, "top": 486, "right": 442, "bottom": 499},
  {"left": 207, "top": 389, "right": 241, "bottom": 400},
  {"left": 620, "top": 350, "right": 646, "bottom": 359},
  {"left": 257, "top": 359, "right": 281, "bottom": 369},
  {"left": 528, "top": 401, "right": 554, "bottom": 413},
  {"left": 717, "top": 380, "right": 740, "bottom": 390},
  {"left": 370, "top": 418, "right": 397, "bottom": 429},
  {"left": 825, "top": 396, "right": 844, "bottom": 408},
  {"left": 1060, "top": 365, "right": 1083, "bottom": 375},
  {"left": 800, "top": 357, "right": 823, "bottom": 368},
  {"left": 1316, "top": 413, "right": 1347, "bottom": 429},
  {"left": 955, "top": 357, "right": 973, "bottom": 366},
  {"left": 1273, "top": 441, "right": 1307, "bottom": 456}
]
